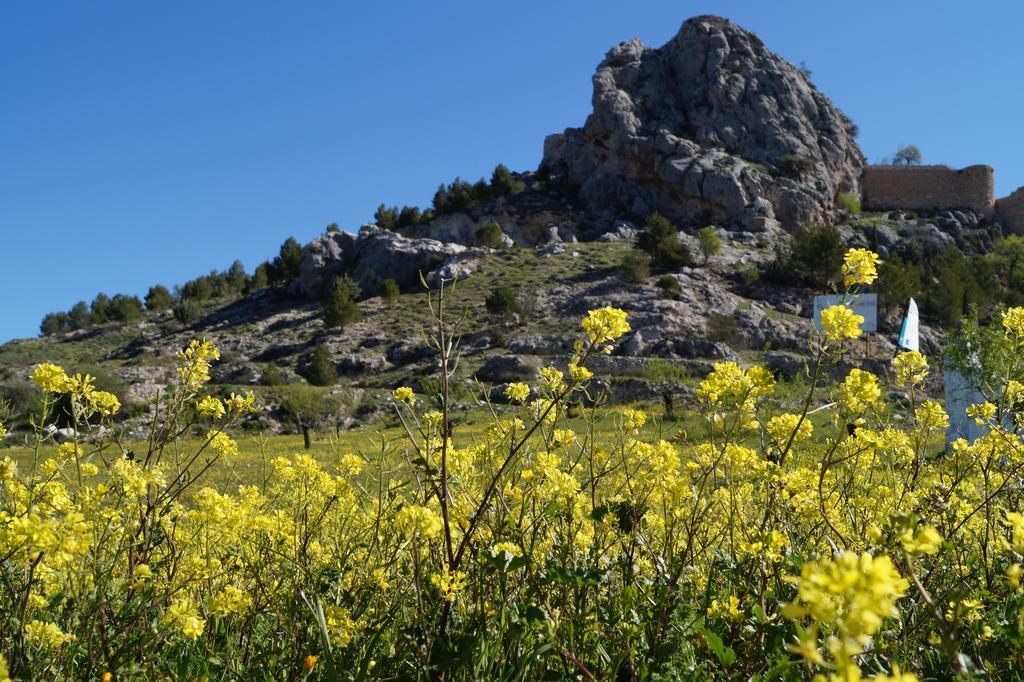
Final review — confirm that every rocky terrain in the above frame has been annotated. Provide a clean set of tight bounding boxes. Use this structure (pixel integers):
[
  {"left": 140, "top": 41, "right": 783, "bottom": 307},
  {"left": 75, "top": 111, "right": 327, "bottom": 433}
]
[{"left": 0, "top": 15, "right": 1003, "bottom": 439}]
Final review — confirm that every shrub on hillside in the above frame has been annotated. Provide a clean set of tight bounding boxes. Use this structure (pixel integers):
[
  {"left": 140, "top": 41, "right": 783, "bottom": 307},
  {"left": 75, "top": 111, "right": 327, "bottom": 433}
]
[
  {"left": 323, "top": 277, "right": 361, "bottom": 330},
  {"left": 260, "top": 364, "right": 289, "bottom": 386},
  {"left": 619, "top": 250, "right": 651, "bottom": 284},
  {"left": 636, "top": 213, "right": 693, "bottom": 271},
  {"left": 762, "top": 225, "right": 845, "bottom": 288},
  {"left": 305, "top": 344, "right": 337, "bottom": 386},
  {"left": 173, "top": 299, "right": 202, "bottom": 325},
  {"left": 485, "top": 286, "right": 520, "bottom": 317},
  {"left": 379, "top": 278, "right": 400, "bottom": 307},
  {"left": 145, "top": 285, "right": 174, "bottom": 311},
  {"left": 697, "top": 226, "right": 722, "bottom": 266},
  {"left": 656, "top": 274, "right": 681, "bottom": 296},
  {"left": 475, "top": 222, "right": 505, "bottom": 248},
  {"left": 836, "top": 191, "right": 862, "bottom": 214}
]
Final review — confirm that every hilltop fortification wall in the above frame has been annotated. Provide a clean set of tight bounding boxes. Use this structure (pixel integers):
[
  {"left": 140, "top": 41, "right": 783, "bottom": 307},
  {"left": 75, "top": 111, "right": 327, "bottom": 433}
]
[
  {"left": 996, "top": 187, "right": 1024, "bottom": 235},
  {"left": 861, "top": 165, "right": 995, "bottom": 216}
]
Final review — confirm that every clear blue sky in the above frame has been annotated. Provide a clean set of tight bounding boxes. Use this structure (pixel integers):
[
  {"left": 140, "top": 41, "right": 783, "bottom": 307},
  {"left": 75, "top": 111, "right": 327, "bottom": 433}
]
[{"left": 2, "top": 0, "right": 1022, "bottom": 342}]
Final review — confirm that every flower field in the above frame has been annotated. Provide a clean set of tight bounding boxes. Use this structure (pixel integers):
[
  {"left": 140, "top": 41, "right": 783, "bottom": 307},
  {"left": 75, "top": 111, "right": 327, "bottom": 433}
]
[{"left": 3, "top": 251, "right": 1024, "bottom": 680}]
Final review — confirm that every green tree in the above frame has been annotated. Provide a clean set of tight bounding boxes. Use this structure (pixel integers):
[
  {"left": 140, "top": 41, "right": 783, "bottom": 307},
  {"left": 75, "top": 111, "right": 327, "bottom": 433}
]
[
  {"left": 323, "top": 277, "right": 362, "bottom": 330},
  {"left": 893, "top": 144, "right": 922, "bottom": 166},
  {"left": 994, "top": 235, "right": 1024, "bottom": 292},
  {"left": 225, "top": 260, "right": 247, "bottom": 294},
  {"left": 485, "top": 286, "right": 520, "bottom": 318},
  {"left": 397, "top": 206, "right": 422, "bottom": 228},
  {"left": 108, "top": 295, "right": 143, "bottom": 323},
  {"left": 145, "top": 285, "right": 174, "bottom": 311},
  {"left": 475, "top": 222, "right": 505, "bottom": 248},
  {"left": 491, "top": 164, "right": 525, "bottom": 196},
  {"left": 620, "top": 250, "right": 651, "bottom": 284},
  {"left": 90, "top": 293, "right": 111, "bottom": 324},
  {"left": 374, "top": 203, "right": 398, "bottom": 230},
  {"left": 697, "top": 226, "right": 722, "bottom": 266},
  {"left": 40, "top": 312, "right": 68, "bottom": 336},
  {"left": 67, "top": 301, "right": 91, "bottom": 330},
  {"left": 380, "top": 279, "right": 400, "bottom": 307},
  {"left": 788, "top": 225, "right": 845, "bottom": 288},
  {"left": 306, "top": 345, "right": 337, "bottom": 387},
  {"left": 877, "top": 256, "right": 923, "bottom": 316},
  {"left": 272, "top": 237, "right": 303, "bottom": 283},
  {"left": 250, "top": 262, "right": 271, "bottom": 291},
  {"left": 180, "top": 276, "right": 214, "bottom": 302},
  {"left": 636, "top": 213, "right": 693, "bottom": 271},
  {"left": 278, "top": 387, "right": 342, "bottom": 448},
  {"left": 326, "top": 222, "right": 341, "bottom": 233}
]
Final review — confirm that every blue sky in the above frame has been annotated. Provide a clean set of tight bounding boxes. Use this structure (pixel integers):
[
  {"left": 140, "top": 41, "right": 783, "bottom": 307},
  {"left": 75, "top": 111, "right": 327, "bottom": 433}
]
[{"left": 2, "top": 0, "right": 1022, "bottom": 342}]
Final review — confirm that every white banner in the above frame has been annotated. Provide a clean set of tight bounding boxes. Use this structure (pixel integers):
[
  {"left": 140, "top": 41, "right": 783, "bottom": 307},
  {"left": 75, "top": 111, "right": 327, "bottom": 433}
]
[
  {"left": 813, "top": 294, "right": 878, "bottom": 333},
  {"left": 897, "top": 298, "right": 919, "bottom": 352}
]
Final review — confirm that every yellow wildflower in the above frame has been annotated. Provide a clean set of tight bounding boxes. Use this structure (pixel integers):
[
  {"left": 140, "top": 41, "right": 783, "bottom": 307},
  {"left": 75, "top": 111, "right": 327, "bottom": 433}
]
[
  {"left": 582, "top": 307, "right": 631, "bottom": 349},
  {"left": 504, "top": 382, "right": 530, "bottom": 403},
  {"left": 196, "top": 396, "right": 226, "bottom": 420},
  {"left": 210, "top": 585, "right": 252, "bottom": 617},
  {"left": 31, "top": 363, "right": 70, "bottom": 393},
  {"left": 820, "top": 305, "right": 864, "bottom": 345},
  {"left": 1003, "top": 306, "right": 1024, "bottom": 345},
  {"left": 842, "top": 248, "right": 881, "bottom": 287},
  {"left": 225, "top": 391, "right": 257, "bottom": 414},
  {"left": 393, "top": 386, "right": 415, "bottom": 406},
  {"left": 164, "top": 596, "right": 205, "bottom": 640},
  {"left": 431, "top": 567, "right": 468, "bottom": 602},
  {"left": 207, "top": 430, "right": 238, "bottom": 458},
  {"left": 89, "top": 390, "right": 121, "bottom": 416},
  {"left": 177, "top": 339, "right": 220, "bottom": 390},
  {"left": 395, "top": 504, "right": 443, "bottom": 539},
  {"left": 893, "top": 351, "right": 928, "bottom": 387},
  {"left": 24, "top": 620, "right": 75, "bottom": 649},
  {"left": 899, "top": 525, "right": 943, "bottom": 556},
  {"left": 839, "top": 369, "right": 881, "bottom": 413}
]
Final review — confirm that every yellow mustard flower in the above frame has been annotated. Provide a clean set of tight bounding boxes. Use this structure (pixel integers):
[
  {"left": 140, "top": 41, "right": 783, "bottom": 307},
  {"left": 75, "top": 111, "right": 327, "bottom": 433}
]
[
  {"left": 196, "top": 396, "right": 226, "bottom": 420},
  {"left": 820, "top": 305, "right": 864, "bottom": 345},
  {"left": 393, "top": 386, "right": 415, "bottom": 406},
  {"left": 504, "top": 382, "right": 530, "bottom": 403},
  {"left": 893, "top": 351, "right": 928, "bottom": 387},
  {"left": 899, "top": 525, "right": 942, "bottom": 556},
  {"left": 581, "top": 307, "right": 631, "bottom": 348},
  {"left": 31, "top": 363, "right": 70, "bottom": 393},
  {"left": 842, "top": 248, "right": 881, "bottom": 288},
  {"left": 1003, "top": 306, "right": 1024, "bottom": 345}
]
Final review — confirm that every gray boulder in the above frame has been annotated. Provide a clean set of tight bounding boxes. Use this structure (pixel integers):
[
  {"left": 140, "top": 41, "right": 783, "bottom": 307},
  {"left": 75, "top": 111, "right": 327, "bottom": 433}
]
[{"left": 297, "top": 225, "right": 480, "bottom": 298}]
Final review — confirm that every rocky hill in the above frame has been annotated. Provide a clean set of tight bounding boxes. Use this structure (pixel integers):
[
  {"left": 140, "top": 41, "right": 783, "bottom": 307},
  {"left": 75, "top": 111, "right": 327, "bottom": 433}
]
[
  {"left": 544, "top": 15, "right": 863, "bottom": 231},
  {"left": 1, "top": 15, "right": 1014, "bottom": 440}
]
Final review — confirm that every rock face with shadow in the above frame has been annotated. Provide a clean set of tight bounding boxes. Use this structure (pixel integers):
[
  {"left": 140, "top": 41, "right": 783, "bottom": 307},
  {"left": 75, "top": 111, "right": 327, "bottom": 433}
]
[{"left": 542, "top": 15, "right": 864, "bottom": 231}]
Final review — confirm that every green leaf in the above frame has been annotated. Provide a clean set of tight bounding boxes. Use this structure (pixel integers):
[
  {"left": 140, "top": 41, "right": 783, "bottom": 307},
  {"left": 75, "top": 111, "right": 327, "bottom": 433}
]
[{"left": 701, "top": 627, "right": 736, "bottom": 667}]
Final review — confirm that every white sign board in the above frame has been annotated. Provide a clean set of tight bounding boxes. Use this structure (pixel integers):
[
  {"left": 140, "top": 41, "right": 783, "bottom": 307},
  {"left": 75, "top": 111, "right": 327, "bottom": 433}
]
[
  {"left": 813, "top": 294, "right": 878, "bottom": 333},
  {"left": 944, "top": 369, "right": 987, "bottom": 447}
]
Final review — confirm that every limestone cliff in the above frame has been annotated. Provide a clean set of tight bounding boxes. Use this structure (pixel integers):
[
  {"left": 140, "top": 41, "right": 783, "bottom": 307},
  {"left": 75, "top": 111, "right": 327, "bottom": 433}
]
[{"left": 542, "top": 15, "right": 864, "bottom": 230}]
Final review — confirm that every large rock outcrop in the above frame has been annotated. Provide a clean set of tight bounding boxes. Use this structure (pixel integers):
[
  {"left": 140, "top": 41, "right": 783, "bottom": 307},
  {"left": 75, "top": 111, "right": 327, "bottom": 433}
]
[
  {"left": 297, "top": 225, "right": 480, "bottom": 298},
  {"left": 542, "top": 15, "right": 864, "bottom": 230}
]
